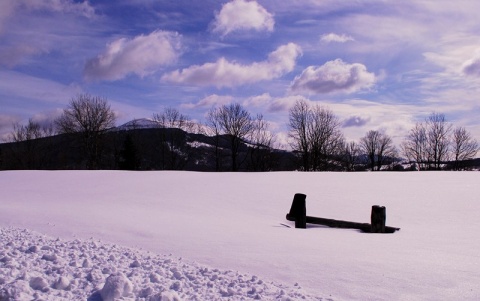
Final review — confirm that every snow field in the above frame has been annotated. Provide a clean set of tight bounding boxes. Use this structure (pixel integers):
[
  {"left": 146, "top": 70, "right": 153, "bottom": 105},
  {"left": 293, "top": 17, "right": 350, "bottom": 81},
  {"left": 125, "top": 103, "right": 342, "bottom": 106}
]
[
  {"left": 0, "top": 227, "right": 321, "bottom": 301},
  {"left": 1, "top": 171, "right": 480, "bottom": 300}
]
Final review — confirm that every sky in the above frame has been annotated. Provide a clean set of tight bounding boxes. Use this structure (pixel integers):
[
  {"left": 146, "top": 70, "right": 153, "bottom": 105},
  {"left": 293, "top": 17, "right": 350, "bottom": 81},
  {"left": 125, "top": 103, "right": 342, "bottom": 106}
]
[{"left": 1, "top": 0, "right": 480, "bottom": 146}]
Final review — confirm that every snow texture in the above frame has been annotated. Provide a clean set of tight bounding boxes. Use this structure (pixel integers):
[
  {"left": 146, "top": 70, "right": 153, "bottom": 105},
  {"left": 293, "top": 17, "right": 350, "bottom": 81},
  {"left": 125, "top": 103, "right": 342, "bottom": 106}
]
[
  {"left": 0, "top": 227, "right": 319, "bottom": 300},
  {"left": 1, "top": 171, "right": 480, "bottom": 300}
]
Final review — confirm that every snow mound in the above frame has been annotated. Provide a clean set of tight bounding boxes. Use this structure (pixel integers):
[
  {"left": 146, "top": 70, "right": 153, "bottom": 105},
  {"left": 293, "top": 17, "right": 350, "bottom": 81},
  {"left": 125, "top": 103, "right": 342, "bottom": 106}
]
[
  {"left": 100, "top": 273, "right": 133, "bottom": 301},
  {"left": 0, "top": 227, "right": 322, "bottom": 300}
]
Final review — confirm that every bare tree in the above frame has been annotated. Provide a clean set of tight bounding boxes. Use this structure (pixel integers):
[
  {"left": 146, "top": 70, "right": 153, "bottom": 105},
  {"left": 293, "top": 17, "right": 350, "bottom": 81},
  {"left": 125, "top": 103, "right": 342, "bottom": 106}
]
[
  {"left": 361, "top": 130, "right": 379, "bottom": 171},
  {"left": 6, "top": 118, "right": 56, "bottom": 169},
  {"left": 402, "top": 113, "right": 452, "bottom": 170},
  {"left": 152, "top": 107, "right": 193, "bottom": 170},
  {"left": 401, "top": 123, "right": 428, "bottom": 170},
  {"left": 288, "top": 99, "right": 344, "bottom": 171},
  {"left": 378, "top": 133, "right": 398, "bottom": 170},
  {"left": 360, "top": 130, "right": 397, "bottom": 171},
  {"left": 425, "top": 112, "right": 451, "bottom": 170},
  {"left": 209, "top": 103, "right": 254, "bottom": 171},
  {"left": 55, "top": 94, "right": 116, "bottom": 169},
  {"left": 342, "top": 141, "right": 361, "bottom": 171},
  {"left": 308, "top": 105, "right": 344, "bottom": 171},
  {"left": 288, "top": 99, "right": 311, "bottom": 171},
  {"left": 153, "top": 107, "right": 193, "bottom": 131},
  {"left": 247, "top": 114, "right": 277, "bottom": 171},
  {"left": 205, "top": 108, "right": 227, "bottom": 171},
  {"left": 452, "top": 126, "right": 478, "bottom": 170},
  {"left": 9, "top": 120, "right": 42, "bottom": 142}
]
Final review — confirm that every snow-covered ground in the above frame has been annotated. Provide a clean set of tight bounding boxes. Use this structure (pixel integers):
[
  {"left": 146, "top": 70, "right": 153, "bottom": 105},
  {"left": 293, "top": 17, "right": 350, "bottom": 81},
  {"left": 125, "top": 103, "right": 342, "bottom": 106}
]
[
  {"left": 1, "top": 227, "right": 314, "bottom": 301},
  {"left": 1, "top": 171, "right": 479, "bottom": 300}
]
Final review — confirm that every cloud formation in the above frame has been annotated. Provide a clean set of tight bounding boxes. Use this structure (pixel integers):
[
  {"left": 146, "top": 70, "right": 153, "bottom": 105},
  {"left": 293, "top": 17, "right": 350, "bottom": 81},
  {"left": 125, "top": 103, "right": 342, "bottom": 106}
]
[
  {"left": 343, "top": 115, "right": 371, "bottom": 128},
  {"left": 84, "top": 30, "right": 181, "bottom": 81},
  {"left": 242, "top": 93, "right": 310, "bottom": 113},
  {"left": 0, "top": 114, "right": 19, "bottom": 131},
  {"left": 0, "top": 0, "right": 95, "bottom": 33},
  {"left": 21, "top": 0, "right": 95, "bottom": 17},
  {"left": 290, "top": 59, "right": 376, "bottom": 94},
  {"left": 162, "top": 43, "right": 302, "bottom": 88},
  {"left": 0, "top": 70, "right": 82, "bottom": 104},
  {"left": 0, "top": 1, "right": 15, "bottom": 33},
  {"left": 266, "top": 96, "right": 309, "bottom": 113},
  {"left": 0, "top": 0, "right": 96, "bottom": 67},
  {"left": 181, "top": 94, "right": 233, "bottom": 109},
  {"left": 212, "top": 0, "right": 274, "bottom": 37},
  {"left": 320, "top": 33, "right": 354, "bottom": 43},
  {"left": 462, "top": 52, "right": 480, "bottom": 77},
  {"left": 243, "top": 93, "right": 273, "bottom": 107}
]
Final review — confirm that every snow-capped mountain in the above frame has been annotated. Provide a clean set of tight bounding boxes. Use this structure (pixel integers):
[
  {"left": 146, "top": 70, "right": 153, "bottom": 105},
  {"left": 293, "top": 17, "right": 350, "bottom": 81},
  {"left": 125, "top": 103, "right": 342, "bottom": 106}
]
[{"left": 112, "top": 118, "right": 161, "bottom": 131}]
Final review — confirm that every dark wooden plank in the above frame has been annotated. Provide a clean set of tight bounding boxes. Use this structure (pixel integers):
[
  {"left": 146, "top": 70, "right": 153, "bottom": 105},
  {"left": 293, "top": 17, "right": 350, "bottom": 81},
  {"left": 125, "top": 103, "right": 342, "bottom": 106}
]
[{"left": 286, "top": 213, "right": 400, "bottom": 233}]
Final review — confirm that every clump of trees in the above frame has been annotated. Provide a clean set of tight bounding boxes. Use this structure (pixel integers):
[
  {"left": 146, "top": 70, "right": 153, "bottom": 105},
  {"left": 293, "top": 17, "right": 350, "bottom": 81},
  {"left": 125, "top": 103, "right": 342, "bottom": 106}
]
[
  {"left": 401, "top": 112, "right": 478, "bottom": 170},
  {"left": 55, "top": 93, "right": 116, "bottom": 169},
  {"left": 452, "top": 127, "right": 478, "bottom": 170},
  {"left": 288, "top": 100, "right": 344, "bottom": 171},
  {"left": 360, "top": 130, "right": 397, "bottom": 171},
  {"left": 2, "top": 95, "right": 478, "bottom": 172},
  {"left": 152, "top": 107, "right": 195, "bottom": 170},
  {"left": 206, "top": 103, "right": 277, "bottom": 171},
  {"left": 341, "top": 141, "right": 362, "bottom": 171},
  {"left": 248, "top": 114, "right": 277, "bottom": 171},
  {"left": 3, "top": 119, "right": 55, "bottom": 169}
]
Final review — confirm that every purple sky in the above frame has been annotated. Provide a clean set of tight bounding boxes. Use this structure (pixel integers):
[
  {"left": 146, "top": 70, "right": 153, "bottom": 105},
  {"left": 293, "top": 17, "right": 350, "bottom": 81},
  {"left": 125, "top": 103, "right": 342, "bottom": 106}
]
[{"left": 1, "top": 0, "right": 480, "bottom": 146}]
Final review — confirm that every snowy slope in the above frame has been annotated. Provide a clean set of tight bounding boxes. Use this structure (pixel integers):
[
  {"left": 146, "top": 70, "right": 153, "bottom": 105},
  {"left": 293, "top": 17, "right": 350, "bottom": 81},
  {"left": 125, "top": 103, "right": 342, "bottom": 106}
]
[{"left": 1, "top": 171, "right": 479, "bottom": 300}]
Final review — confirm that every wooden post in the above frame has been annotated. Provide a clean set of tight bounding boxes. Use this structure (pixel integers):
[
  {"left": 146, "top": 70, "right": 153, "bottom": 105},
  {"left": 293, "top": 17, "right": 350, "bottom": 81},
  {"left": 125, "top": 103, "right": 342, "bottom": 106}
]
[
  {"left": 371, "top": 205, "right": 386, "bottom": 233},
  {"left": 287, "top": 193, "right": 307, "bottom": 229}
]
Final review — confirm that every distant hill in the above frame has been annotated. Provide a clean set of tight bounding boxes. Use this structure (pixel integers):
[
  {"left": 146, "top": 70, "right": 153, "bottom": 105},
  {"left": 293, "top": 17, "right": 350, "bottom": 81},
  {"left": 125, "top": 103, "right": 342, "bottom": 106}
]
[
  {"left": 0, "top": 121, "right": 296, "bottom": 171},
  {"left": 2, "top": 120, "right": 478, "bottom": 171}
]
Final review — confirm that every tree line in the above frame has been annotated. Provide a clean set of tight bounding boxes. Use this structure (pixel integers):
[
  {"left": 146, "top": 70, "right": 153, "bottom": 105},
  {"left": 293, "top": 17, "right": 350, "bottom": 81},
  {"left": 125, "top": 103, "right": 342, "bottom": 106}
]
[{"left": 1, "top": 94, "right": 478, "bottom": 171}]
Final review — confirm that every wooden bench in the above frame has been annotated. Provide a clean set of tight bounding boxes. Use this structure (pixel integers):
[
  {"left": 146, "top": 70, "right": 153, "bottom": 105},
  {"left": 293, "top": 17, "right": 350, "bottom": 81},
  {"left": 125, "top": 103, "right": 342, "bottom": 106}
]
[{"left": 286, "top": 193, "right": 400, "bottom": 233}]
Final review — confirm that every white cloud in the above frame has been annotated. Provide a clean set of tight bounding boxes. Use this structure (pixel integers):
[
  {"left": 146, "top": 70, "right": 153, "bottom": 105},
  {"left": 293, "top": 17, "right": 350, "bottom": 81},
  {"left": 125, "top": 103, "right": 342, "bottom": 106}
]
[
  {"left": 422, "top": 34, "right": 480, "bottom": 75},
  {"left": 343, "top": 115, "right": 371, "bottom": 128},
  {"left": 242, "top": 93, "right": 310, "bottom": 113},
  {"left": 0, "top": 44, "right": 46, "bottom": 68},
  {"left": 84, "top": 30, "right": 181, "bottom": 81},
  {"left": 290, "top": 59, "right": 376, "bottom": 94},
  {"left": 161, "top": 43, "right": 302, "bottom": 88},
  {"left": 0, "top": 0, "right": 98, "bottom": 68},
  {"left": 31, "top": 109, "right": 63, "bottom": 126},
  {"left": 181, "top": 94, "right": 233, "bottom": 109},
  {"left": 0, "top": 0, "right": 95, "bottom": 33},
  {"left": 320, "top": 33, "right": 354, "bottom": 43},
  {"left": 267, "top": 95, "right": 310, "bottom": 113},
  {"left": 212, "top": 0, "right": 274, "bottom": 37},
  {"left": 419, "top": 36, "right": 480, "bottom": 118},
  {"left": 0, "top": 70, "right": 84, "bottom": 139},
  {"left": 0, "top": 1, "right": 15, "bottom": 34},
  {"left": 0, "top": 70, "right": 82, "bottom": 104},
  {"left": 243, "top": 93, "right": 273, "bottom": 107},
  {"left": 20, "top": 0, "right": 95, "bottom": 18},
  {"left": 462, "top": 51, "right": 480, "bottom": 77},
  {"left": 0, "top": 114, "right": 20, "bottom": 138},
  {"left": 316, "top": 99, "right": 420, "bottom": 143}
]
